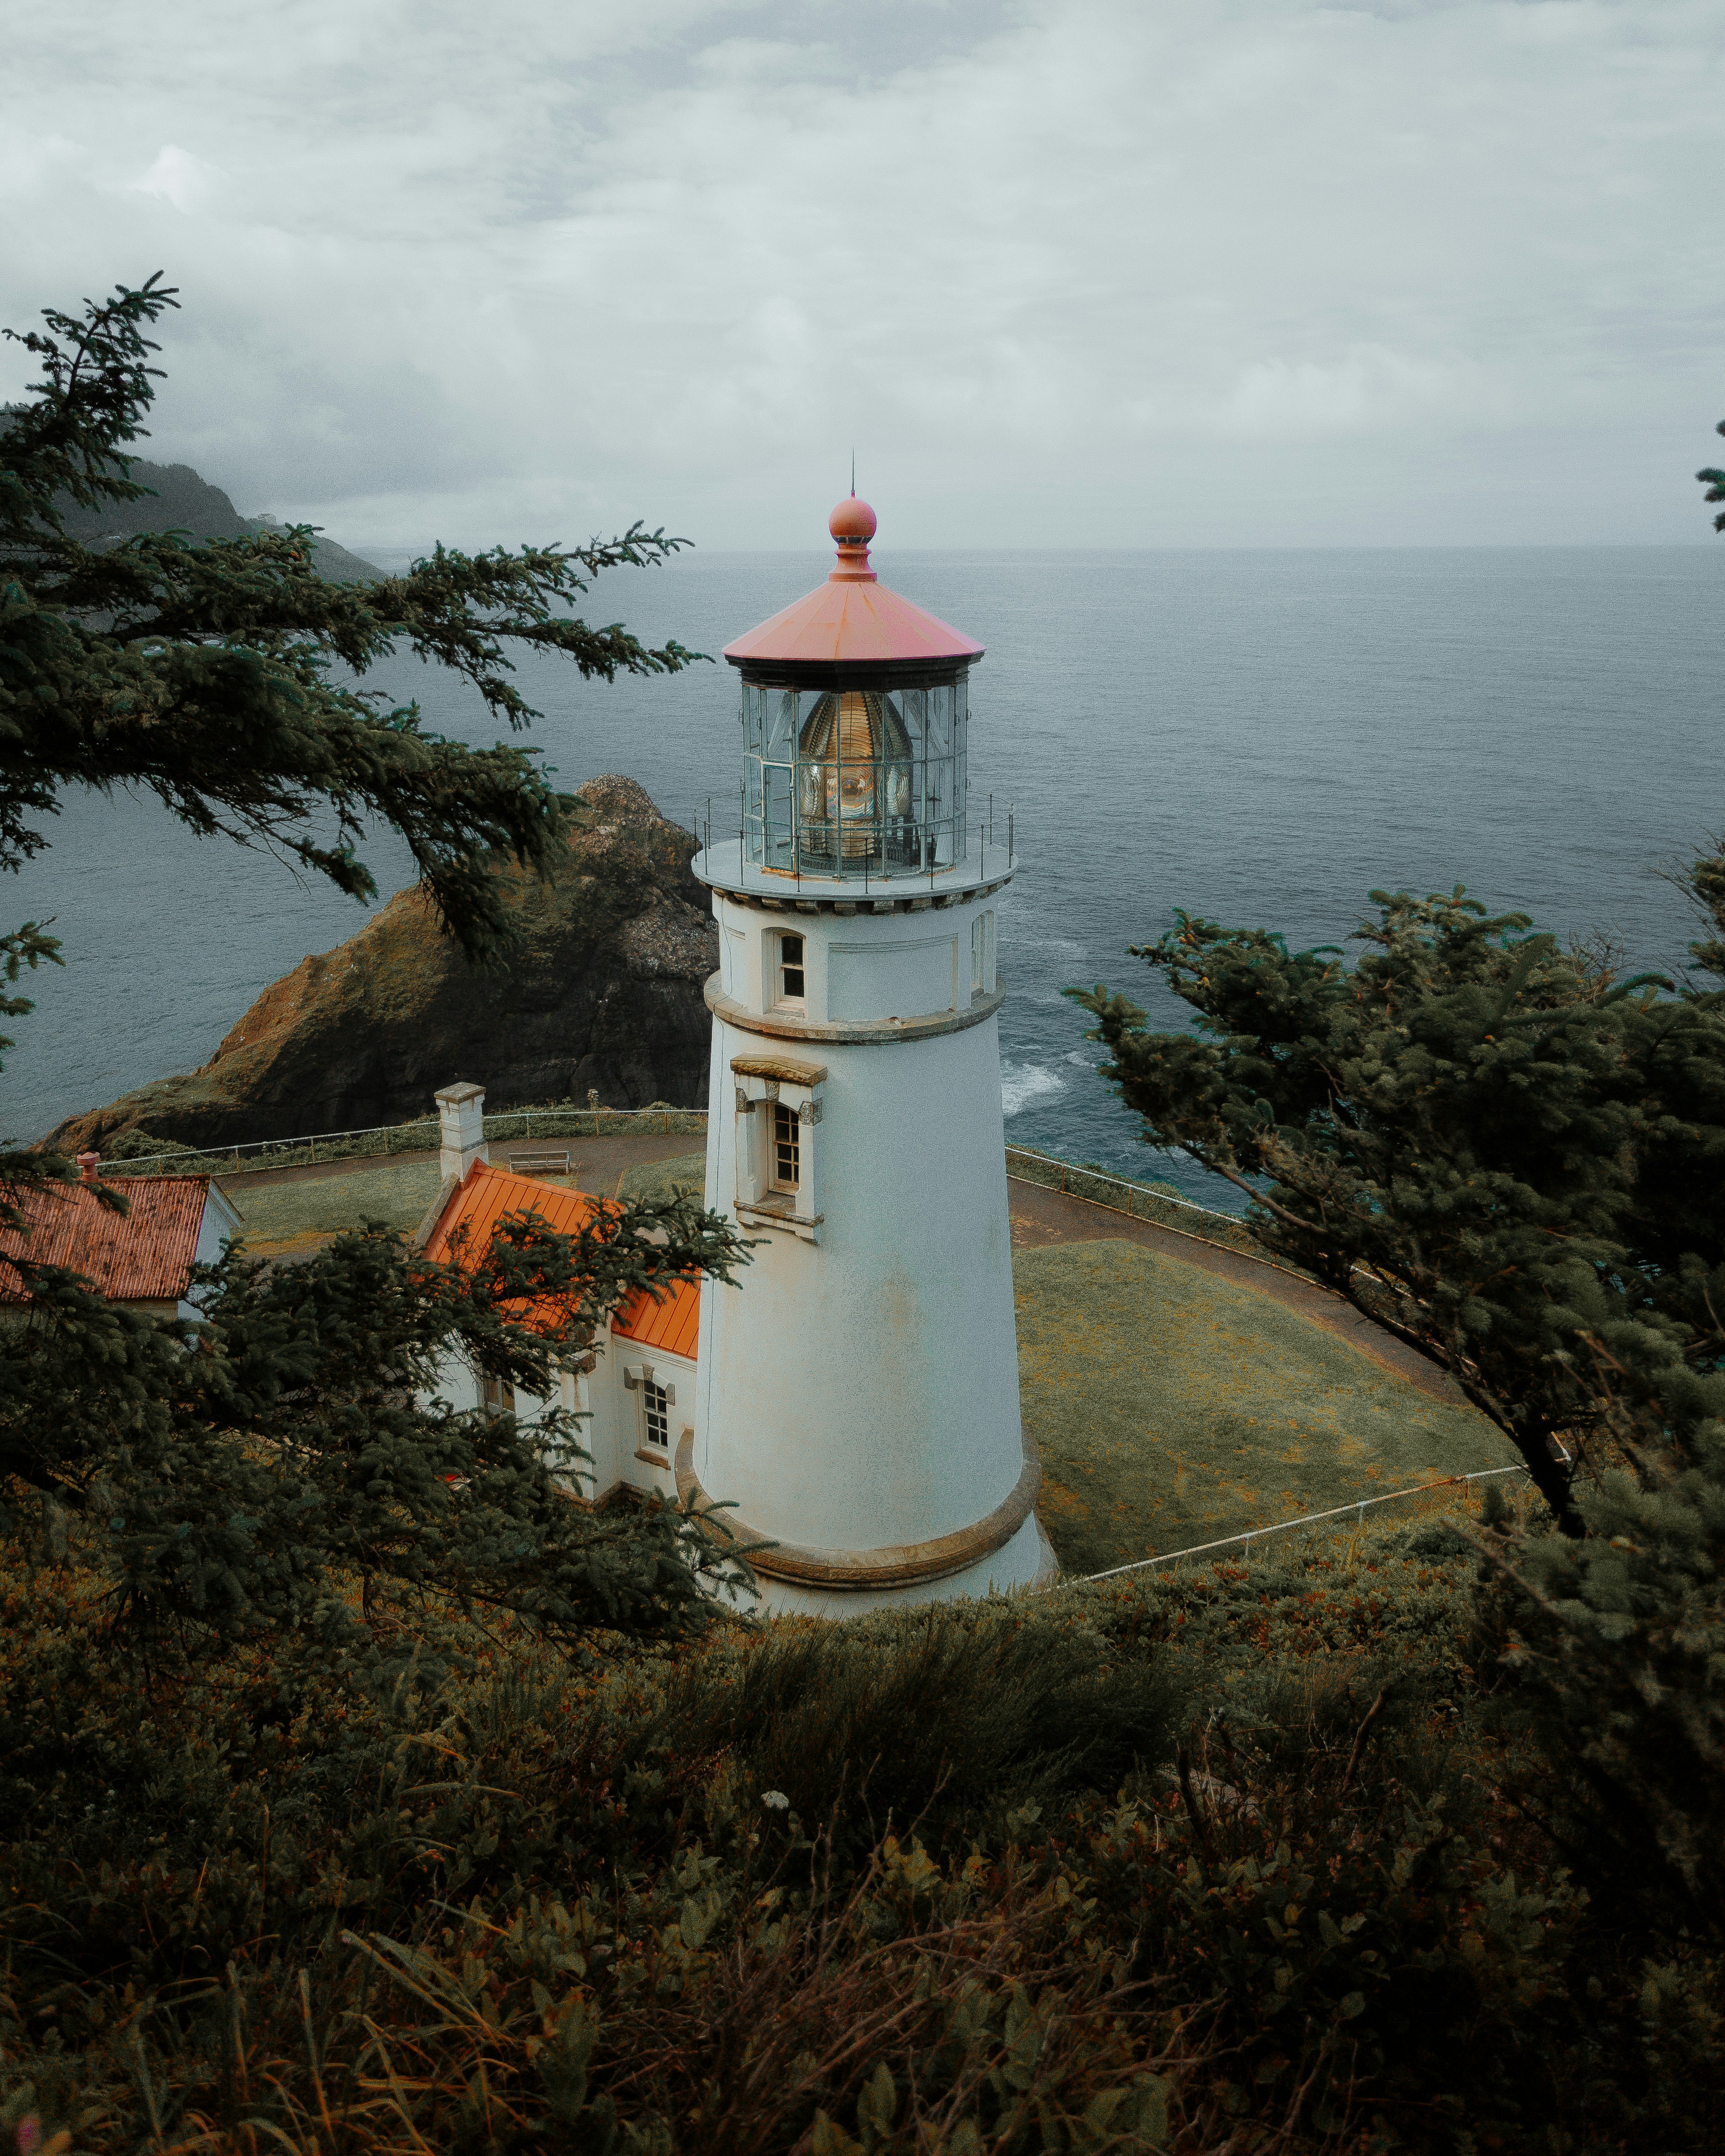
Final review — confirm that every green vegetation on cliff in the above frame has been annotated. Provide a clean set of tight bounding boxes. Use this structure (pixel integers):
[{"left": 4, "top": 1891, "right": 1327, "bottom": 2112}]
[{"left": 50, "top": 451, "right": 383, "bottom": 581}]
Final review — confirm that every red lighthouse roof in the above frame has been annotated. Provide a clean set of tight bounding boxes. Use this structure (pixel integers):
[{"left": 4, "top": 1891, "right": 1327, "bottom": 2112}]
[{"left": 723, "top": 497, "right": 983, "bottom": 671}]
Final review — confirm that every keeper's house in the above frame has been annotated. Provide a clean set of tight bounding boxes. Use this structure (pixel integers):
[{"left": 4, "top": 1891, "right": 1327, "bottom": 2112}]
[
  {"left": 0, "top": 1154, "right": 242, "bottom": 1321},
  {"left": 416, "top": 1137, "right": 697, "bottom": 1508}
]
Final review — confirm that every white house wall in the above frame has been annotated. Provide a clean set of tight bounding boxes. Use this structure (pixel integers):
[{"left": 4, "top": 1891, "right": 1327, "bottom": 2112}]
[
  {"left": 179, "top": 1184, "right": 245, "bottom": 1320},
  {"left": 421, "top": 1325, "right": 692, "bottom": 1509}
]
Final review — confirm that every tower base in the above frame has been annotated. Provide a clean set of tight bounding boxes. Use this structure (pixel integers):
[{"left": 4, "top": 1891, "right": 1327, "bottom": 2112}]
[{"left": 753, "top": 1509, "right": 1058, "bottom": 1621}]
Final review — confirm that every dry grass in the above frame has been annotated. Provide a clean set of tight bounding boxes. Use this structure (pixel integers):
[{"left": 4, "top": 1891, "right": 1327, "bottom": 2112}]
[
  {"left": 225, "top": 1158, "right": 447, "bottom": 1253},
  {"left": 617, "top": 1151, "right": 707, "bottom": 1204},
  {"left": 1016, "top": 1240, "right": 1514, "bottom": 1576}
]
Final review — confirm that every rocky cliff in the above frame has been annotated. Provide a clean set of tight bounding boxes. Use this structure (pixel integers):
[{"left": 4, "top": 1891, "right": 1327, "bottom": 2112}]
[{"left": 47, "top": 777, "right": 718, "bottom": 1156}]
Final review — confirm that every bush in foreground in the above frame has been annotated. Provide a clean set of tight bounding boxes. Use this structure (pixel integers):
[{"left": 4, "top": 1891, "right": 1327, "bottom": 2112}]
[{"left": 3, "top": 1517, "right": 1722, "bottom": 2153}]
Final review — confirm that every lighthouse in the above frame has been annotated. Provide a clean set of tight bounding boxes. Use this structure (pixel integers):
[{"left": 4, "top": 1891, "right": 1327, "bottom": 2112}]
[{"left": 682, "top": 495, "right": 1055, "bottom": 1615}]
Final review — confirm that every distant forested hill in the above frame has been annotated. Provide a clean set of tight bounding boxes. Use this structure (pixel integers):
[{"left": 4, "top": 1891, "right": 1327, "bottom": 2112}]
[{"left": 51, "top": 451, "right": 383, "bottom": 583}]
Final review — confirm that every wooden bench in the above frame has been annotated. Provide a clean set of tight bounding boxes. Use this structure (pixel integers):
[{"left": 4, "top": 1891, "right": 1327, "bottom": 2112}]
[{"left": 507, "top": 1149, "right": 571, "bottom": 1177}]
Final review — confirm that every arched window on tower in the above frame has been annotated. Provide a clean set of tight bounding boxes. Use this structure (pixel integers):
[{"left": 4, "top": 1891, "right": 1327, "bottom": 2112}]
[{"left": 774, "top": 930, "right": 806, "bottom": 1010}]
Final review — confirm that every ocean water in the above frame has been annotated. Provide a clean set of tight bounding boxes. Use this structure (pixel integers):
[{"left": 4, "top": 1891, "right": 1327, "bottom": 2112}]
[{"left": 6, "top": 545, "right": 1720, "bottom": 1209}]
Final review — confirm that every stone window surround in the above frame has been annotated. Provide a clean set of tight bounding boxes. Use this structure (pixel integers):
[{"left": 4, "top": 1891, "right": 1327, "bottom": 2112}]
[{"left": 732, "top": 1053, "right": 825, "bottom": 1243}]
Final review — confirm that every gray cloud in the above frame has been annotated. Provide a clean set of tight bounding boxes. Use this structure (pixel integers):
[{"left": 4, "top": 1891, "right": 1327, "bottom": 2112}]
[{"left": 3, "top": 0, "right": 1720, "bottom": 550}]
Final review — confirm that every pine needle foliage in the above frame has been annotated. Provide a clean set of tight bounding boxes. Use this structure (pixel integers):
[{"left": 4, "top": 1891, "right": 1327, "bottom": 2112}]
[
  {"left": 0, "top": 274, "right": 700, "bottom": 1227},
  {"left": 1069, "top": 834, "right": 1725, "bottom": 1966},
  {"left": 2, "top": 1198, "right": 752, "bottom": 1662},
  {"left": 0, "top": 272, "right": 750, "bottom": 1676},
  {"left": 1068, "top": 867, "right": 1725, "bottom": 1535}
]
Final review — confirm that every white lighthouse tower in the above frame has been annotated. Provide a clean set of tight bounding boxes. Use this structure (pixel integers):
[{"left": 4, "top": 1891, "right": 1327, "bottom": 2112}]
[{"left": 682, "top": 495, "right": 1055, "bottom": 1616}]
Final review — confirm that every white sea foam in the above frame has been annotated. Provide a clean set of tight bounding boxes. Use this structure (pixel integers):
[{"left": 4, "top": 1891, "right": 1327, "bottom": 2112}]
[{"left": 1000, "top": 1061, "right": 1067, "bottom": 1118}]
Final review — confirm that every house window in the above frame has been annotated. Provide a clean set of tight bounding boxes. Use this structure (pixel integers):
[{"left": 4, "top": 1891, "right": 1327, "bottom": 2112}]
[
  {"left": 481, "top": 1374, "right": 516, "bottom": 1416},
  {"left": 776, "top": 932, "right": 806, "bottom": 1008},
  {"left": 642, "top": 1379, "right": 671, "bottom": 1450},
  {"left": 772, "top": 1101, "right": 801, "bottom": 1190}
]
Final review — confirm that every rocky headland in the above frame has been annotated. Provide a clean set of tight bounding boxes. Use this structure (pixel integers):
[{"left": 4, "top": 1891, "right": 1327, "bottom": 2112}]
[
  {"left": 47, "top": 777, "right": 718, "bottom": 1157},
  {"left": 55, "top": 453, "right": 384, "bottom": 582}
]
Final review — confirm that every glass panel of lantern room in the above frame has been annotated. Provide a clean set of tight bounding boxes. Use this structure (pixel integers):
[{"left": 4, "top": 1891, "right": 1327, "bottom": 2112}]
[
  {"left": 742, "top": 684, "right": 765, "bottom": 758},
  {"left": 885, "top": 705, "right": 915, "bottom": 867},
  {"left": 763, "top": 761, "right": 794, "bottom": 868},
  {"left": 744, "top": 755, "right": 764, "bottom": 866},
  {"left": 926, "top": 682, "right": 951, "bottom": 760},
  {"left": 765, "top": 690, "right": 797, "bottom": 762}
]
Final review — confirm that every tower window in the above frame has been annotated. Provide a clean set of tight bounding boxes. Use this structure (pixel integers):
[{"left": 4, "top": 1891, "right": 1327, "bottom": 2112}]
[
  {"left": 642, "top": 1379, "right": 670, "bottom": 1450},
  {"left": 772, "top": 1101, "right": 801, "bottom": 1190},
  {"left": 777, "top": 932, "right": 806, "bottom": 1006}
]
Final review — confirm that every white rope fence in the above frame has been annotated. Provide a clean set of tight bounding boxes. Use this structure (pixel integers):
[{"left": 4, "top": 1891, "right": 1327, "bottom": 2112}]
[{"left": 1072, "top": 1462, "right": 1531, "bottom": 1585}]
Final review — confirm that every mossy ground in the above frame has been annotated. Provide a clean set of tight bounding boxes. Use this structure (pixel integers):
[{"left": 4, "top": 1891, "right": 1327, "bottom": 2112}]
[
  {"left": 227, "top": 1157, "right": 447, "bottom": 1252},
  {"left": 228, "top": 1159, "right": 1507, "bottom": 1575},
  {"left": 1017, "top": 1239, "right": 1513, "bottom": 1576},
  {"left": 617, "top": 1150, "right": 706, "bottom": 1202},
  {"left": 231, "top": 1149, "right": 709, "bottom": 1255}
]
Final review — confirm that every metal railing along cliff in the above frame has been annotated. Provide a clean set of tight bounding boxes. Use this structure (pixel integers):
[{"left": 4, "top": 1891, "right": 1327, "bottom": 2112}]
[
  {"left": 95, "top": 1117, "right": 1253, "bottom": 1233},
  {"left": 89, "top": 1115, "right": 1526, "bottom": 1560},
  {"left": 96, "top": 1104, "right": 710, "bottom": 1179}
]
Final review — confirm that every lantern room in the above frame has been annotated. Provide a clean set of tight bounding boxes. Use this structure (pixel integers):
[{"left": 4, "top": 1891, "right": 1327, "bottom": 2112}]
[{"left": 723, "top": 496, "right": 985, "bottom": 882}]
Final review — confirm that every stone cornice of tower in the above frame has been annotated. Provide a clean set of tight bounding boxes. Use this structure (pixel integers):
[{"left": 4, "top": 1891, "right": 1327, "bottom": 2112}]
[
  {"left": 704, "top": 975, "right": 1005, "bottom": 1048},
  {"left": 674, "top": 1428, "right": 1042, "bottom": 1591}
]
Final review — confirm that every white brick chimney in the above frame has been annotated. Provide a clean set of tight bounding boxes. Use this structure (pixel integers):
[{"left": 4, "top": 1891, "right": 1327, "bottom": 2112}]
[{"left": 435, "top": 1081, "right": 488, "bottom": 1183}]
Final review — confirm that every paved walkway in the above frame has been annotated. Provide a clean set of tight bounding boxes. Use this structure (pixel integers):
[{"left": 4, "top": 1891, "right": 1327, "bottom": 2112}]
[{"left": 1006, "top": 1175, "right": 1463, "bottom": 1405}]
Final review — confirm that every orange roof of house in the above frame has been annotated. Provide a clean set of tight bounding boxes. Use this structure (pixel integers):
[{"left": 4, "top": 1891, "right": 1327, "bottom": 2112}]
[
  {"left": 0, "top": 1175, "right": 214, "bottom": 1305},
  {"left": 422, "top": 1162, "right": 699, "bottom": 1359},
  {"left": 723, "top": 498, "right": 984, "bottom": 671}
]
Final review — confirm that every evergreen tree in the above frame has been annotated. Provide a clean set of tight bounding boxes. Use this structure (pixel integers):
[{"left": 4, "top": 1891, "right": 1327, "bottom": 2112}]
[
  {"left": 0, "top": 276, "right": 750, "bottom": 1654},
  {"left": 1070, "top": 878, "right": 1725, "bottom": 1531},
  {"left": 1698, "top": 416, "right": 1725, "bottom": 532},
  {"left": 1070, "top": 829, "right": 1725, "bottom": 1930},
  {"left": 1, "top": 274, "right": 697, "bottom": 1218}
]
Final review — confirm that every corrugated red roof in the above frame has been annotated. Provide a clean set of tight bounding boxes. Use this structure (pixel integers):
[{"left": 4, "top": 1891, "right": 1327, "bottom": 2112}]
[
  {"left": 723, "top": 498, "right": 983, "bottom": 670},
  {"left": 614, "top": 1267, "right": 700, "bottom": 1359},
  {"left": 0, "top": 1176, "right": 212, "bottom": 1305},
  {"left": 423, "top": 1163, "right": 699, "bottom": 1358}
]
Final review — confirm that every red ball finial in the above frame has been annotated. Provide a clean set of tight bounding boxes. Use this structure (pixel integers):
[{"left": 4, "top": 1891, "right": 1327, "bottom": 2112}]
[{"left": 829, "top": 495, "right": 877, "bottom": 544}]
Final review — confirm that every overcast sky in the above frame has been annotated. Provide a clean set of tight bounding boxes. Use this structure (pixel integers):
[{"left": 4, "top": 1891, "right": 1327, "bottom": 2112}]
[{"left": 3, "top": 0, "right": 1721, "bottom": 552}]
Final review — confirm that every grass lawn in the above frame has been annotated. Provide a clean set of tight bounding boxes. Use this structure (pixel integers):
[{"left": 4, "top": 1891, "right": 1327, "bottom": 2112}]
[
  {"left": 229, "top": 1152, "right": 710, "bottom": 1255},
  {"left": 226, "top": 1158, "right": 447, "bottom": 1254},
  {"left": 617, "top": 1152, "right": 706, "bottom": 1203},
  {"left": 1015, "top": 1239, "right": 1516, "bottom": 1577}
]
